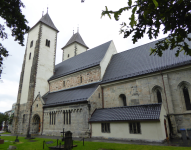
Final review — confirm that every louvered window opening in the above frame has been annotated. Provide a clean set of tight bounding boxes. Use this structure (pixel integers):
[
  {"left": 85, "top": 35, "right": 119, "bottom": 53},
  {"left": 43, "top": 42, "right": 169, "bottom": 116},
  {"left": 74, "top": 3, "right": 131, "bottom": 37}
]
[
  {"left": 63, "top": 111, "right": 71, "bottom": 125},
  {"left": 101, "top": 123, "right": 110, "bottom": 133},
  {"left": 129, "top": 122, "right": 141, "bottom": 134},
  {"left": 157, "top": 90, "right": 162, "bottom": 103},
  {"left": 183, "top": 86, "right": 191, "bottom": 110}
]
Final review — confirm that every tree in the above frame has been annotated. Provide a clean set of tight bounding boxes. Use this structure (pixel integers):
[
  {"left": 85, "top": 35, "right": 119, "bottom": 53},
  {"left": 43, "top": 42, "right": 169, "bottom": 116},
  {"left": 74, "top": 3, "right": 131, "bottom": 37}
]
[
  {"left": 0, "top": 112, "right": 9, "bottom": 129},
  {"left": 0, "top": 0, "right": 30, "bottom": 79},
  {"left": 101, "top": 0, "right": 191, "bottom": 57}
]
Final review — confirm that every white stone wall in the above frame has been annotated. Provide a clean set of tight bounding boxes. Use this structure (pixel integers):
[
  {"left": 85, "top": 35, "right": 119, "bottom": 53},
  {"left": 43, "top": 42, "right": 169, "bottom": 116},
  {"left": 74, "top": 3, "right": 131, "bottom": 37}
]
[
  {"left": 34, "top": 24, "right": 57, "bottom": 98},
  {"left": 100, "top": 41, "right": 117, "bottom": 78},
  {"left": 20, "top": 24, "right": 40, "bottom": 104}
]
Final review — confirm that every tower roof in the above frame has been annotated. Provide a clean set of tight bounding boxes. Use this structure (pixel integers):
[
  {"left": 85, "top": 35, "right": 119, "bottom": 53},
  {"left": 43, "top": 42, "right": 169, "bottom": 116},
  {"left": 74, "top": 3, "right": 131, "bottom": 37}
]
[
  {"left": 29, "top": 13, "right": 59, "bottom": 32},
  {"left": 62, "top": 32, "right": 89, "bottom": 49}
]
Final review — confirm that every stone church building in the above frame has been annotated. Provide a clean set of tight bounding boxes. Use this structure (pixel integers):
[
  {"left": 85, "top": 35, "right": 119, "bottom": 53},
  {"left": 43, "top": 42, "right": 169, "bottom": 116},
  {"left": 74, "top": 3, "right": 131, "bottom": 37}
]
[{"left": 12, "top": 13, "right": 191, "bottom": 142}]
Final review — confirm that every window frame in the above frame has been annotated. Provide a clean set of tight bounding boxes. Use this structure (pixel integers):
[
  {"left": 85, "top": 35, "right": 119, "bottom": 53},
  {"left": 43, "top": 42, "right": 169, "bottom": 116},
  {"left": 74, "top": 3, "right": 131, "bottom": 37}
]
[
  {"left": 129, "top": 122, "right": 141, "bottom": 134},
  {"left": 101, "top": 123, "right": 110, "bottom": 133}
]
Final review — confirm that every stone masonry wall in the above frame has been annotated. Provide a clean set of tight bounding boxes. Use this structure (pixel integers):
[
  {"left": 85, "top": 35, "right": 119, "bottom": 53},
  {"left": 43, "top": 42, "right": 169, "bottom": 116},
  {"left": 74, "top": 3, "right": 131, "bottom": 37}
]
[
  {"left": 43, "top": 103, "right": 89, "bottom": 137},
  {"left": 50, "top": 66, "right": 101, "bottom": 92},
  {"left": 102, "top": 67, "right": 191, "bottom": 136}
]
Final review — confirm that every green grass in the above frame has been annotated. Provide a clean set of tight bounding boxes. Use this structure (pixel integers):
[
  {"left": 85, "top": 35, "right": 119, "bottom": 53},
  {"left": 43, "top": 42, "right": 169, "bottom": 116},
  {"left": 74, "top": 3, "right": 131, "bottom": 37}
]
[
  {"left": 0, "top": 136, "right": 190, "bottom": 150},
  {"left": 0, "top": 132, "right": 11, "bottom": 135}
]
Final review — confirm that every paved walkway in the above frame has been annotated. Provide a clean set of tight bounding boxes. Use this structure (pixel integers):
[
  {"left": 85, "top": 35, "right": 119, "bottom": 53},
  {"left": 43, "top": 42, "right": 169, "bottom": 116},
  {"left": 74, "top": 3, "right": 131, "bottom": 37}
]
[{"left": 1, "top": 133, "right": 191, "bottom": 147}]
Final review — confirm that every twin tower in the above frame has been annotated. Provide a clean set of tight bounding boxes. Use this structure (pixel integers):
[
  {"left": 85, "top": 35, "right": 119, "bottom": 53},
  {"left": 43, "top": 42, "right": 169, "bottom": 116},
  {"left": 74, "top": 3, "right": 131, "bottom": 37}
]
[{"left": 13, "top": 13, "right": 88, "bottom": 133}]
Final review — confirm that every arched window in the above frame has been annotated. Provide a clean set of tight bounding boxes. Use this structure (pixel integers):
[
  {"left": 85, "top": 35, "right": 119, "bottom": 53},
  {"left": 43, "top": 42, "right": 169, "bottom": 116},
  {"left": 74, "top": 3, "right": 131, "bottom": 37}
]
[
  {"left": 119, "top": 94, "right": 127, "bottom": 106},
  {"left": 157, "top": 89, "right": 162, "bottom": 103},
  {"left": 183, "top": 86, "right": 191, "bottom": 110},
  {"left": 29, "top": 53, "right": 31, "bottom": 60}
]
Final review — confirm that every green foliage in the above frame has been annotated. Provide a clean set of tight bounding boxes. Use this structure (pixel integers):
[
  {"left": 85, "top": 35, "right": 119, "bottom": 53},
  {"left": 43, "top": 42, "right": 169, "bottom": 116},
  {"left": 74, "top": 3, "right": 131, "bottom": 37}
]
[
  {"left": 8, "top": 113, "right": 14, "bottom": 124},
  {"left": 101, "top": 0, "right": 191, "bottom": 57},
  {"left": 0, "top": 0, "right": 30, "bottom": 79},
  {"left": 0, "top": 112, "right": 9, "bottom": 126}
]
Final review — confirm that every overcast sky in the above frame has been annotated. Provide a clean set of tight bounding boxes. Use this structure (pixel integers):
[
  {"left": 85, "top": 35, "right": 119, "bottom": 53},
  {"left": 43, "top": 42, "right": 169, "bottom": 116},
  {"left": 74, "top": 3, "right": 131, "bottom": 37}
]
[{"left": 0, "top": 0, "right": 167, "bottom": 113}]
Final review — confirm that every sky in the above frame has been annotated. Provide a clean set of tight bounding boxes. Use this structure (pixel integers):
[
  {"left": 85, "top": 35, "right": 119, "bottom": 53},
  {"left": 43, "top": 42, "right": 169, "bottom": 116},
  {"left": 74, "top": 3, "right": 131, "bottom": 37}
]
[{"left": 0, "top": 0, "right": 167, "bottom": 113}]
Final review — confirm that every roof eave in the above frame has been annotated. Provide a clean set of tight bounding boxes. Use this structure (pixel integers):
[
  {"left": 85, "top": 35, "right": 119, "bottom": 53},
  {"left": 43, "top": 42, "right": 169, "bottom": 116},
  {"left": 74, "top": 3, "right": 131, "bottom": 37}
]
[{"left": 89, "top": 119, "right": 160, "bottom": 123}]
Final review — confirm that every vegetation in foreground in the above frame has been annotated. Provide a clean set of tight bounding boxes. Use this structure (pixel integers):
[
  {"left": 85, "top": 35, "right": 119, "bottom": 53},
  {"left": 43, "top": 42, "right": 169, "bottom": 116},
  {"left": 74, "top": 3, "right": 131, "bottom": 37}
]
[{"left": 0, "top": 135, "right": 190, "bottom": 150}]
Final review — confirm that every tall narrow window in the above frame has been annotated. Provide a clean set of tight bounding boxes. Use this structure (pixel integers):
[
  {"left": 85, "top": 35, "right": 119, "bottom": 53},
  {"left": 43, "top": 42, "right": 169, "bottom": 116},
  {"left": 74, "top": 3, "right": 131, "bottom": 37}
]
[
  {"left": 69, "top": 111, "right": 71, "bottom": 124},
  {"left": 80, "top": 76, "right": 82, "bottom": 83},
  {"left": 46, "top": 39, "right": 50, "bottom": 47},
  {"left": 183, "top": 86, "right": 191, "bottom": 110},
  {"left": 66, "top": 111, "right": 68, "bottom": 124},
  {"left": 63, "top": 111, "right": 65, "bottom": 124},
  {"left": 157, "top": 90, "right": 162, "bottom": 103},
  {"left": 29, "top": 53, "right": 31, "bottom": 60},
  {"left": 50, "top": 113, "right": 51, "bottom": 125},
  {"left": 23, "top": 114, "right": 25, "bottom": 123},
  {"left": 30, "top": 41, "right": 33, "bottom": 48},
  {"left": 52, "top": 112, "right": 54, "bottom": 125},
  {"left": 63, "top": 81, "right": 65, "bottom": 87},
  {"left": 68, "top": 54, "right": 70, "bottom": 58}
]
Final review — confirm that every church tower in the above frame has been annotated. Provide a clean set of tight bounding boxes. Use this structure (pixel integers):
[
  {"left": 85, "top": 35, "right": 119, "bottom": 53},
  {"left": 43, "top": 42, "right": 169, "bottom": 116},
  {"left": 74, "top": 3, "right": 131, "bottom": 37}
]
[
  {"left": 62, "top": 31, "right": 88, "bottom": 61},
  {"left": 12, "top": 12, "right": 58, "bottom": 134}
]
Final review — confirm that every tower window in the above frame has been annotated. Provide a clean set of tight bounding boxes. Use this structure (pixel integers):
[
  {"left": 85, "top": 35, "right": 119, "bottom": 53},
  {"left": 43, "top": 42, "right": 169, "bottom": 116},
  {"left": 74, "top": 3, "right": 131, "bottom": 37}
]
[
  {"left": 157, "top": 90, "right": 162, "bottom": 103},
  {"left": 119, "top": 94, "right": 127, "bottom": 106},
  {"left": 30, "top": 41, "right": 33, "bottom": 48},
  {"left": 23, "top": 114, "right": 25, "bottom": 123},
  {"left": 183, "top": 86, "right": 191, "bottom": 110},
  {"left": 29, "top": 53, "right": 31, "bottom": 60},
  {"left": 63, "top": 81, "right": 65, "bottom": 87},
  {"left": 80, "top": 76, "right": 82, "bottom": 83},
  {"left": 46, "top": 39, "right": 50, "bottom": 47},
  {"left": 68, "top": 54, "right": 70, "bottom": 58}
]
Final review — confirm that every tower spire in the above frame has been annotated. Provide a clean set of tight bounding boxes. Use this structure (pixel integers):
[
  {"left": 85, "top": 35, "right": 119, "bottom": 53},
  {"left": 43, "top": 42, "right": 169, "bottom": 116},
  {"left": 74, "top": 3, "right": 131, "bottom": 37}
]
[
  {"left": 77, "top": 24, "right": 79, "bottom": 33},
  {"left": 47, "top": 7, "right": 48, "bottom": 13}
]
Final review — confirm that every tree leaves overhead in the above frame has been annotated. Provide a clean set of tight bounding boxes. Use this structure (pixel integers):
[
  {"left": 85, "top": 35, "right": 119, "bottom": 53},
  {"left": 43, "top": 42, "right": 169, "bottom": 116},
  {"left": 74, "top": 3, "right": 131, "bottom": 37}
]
[
  {"left": 101, "top": 0, "right": 191, "bottom": 57},
  {"left": 0, "top": 0, "right": 30, "bottom": 79}
]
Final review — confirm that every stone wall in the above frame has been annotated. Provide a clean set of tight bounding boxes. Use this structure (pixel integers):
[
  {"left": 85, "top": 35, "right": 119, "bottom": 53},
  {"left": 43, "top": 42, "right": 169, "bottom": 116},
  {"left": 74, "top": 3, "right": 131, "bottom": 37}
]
[
  {"left": 49, "top": 66, "right": 101, "bottom": 92},
  {"left": 102, "top": 67, "right": 191, "bottom": 136},
  {"left": 43, "top": 103, "right": 89, "bottom": 137}
]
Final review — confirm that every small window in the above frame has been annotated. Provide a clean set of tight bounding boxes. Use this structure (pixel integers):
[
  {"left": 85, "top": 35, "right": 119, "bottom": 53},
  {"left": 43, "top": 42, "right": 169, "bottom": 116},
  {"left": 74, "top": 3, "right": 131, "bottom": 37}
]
[
  {"left": 23, "top": 114, "right": 25, "bottom": 123},
  {"left": 183, "top": 86, "right": 191, "bottom": 110},
  {"left": 157, "top": 90, "right": 162, "bottom": 103},
  {"left": 119, "top": 94, "right": 127, "bottom": 106},
  {"left": 46, "top": 39, "right": 50, "bottom": 47},
  {"left": 49, "top": 113, "right": 51, "bottom": 125},
  {"left": 101, "top": 123, "right": 110, "bottom": 133},
  {"left": 63, "top": 81, "right": 65, "bottom": 87},
  {"left": 30, "top": 41, "right": 33, "bottom": 48},
  {"left": 36, "top": 104, "right": 38, "bottom": 107},
  {"left": 63, "top": 111, "right": 65, "bottom": 124},
  {"left": 80, "top": 76, "right": 82, "bottom": 83},
  {"left": 29, "top": 53, "right": 31, "bottom": 60},
  {"left": 68, "top": 54, "right": 70, "bottom": 58},
  {"left": 129, "top": 122, "right": 141, "bottom": 134}
]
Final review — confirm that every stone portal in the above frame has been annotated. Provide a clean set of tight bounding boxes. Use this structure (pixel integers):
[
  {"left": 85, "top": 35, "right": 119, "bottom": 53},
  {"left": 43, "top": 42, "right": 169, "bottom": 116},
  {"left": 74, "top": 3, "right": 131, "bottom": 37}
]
[{"left": 32, "top": 114, "right": 41, "bottom": 133}]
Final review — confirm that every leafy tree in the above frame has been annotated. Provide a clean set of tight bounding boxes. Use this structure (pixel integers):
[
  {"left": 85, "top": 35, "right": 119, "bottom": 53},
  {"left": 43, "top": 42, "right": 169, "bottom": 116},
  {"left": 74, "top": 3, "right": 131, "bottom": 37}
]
[
  {"left": 0, "top": 0, "right": 30, "bottom": 79},
  {"left": 8, "top": 113, "right": 14, "bottom": 124},
  {"left": 0, "top": 112, "right": 9, "bottom": 128},
  {"left": 101, "top": 0, "right": 191, "bottom": 57}
]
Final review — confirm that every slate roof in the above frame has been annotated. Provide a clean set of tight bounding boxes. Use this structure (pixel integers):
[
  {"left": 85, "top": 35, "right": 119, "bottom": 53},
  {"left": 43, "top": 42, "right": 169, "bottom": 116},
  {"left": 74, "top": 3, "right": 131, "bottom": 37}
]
[
  {"left": 29, "top": 13, "right": 59, "bottom": 32},
  {"left": 49, "top": 41, "right": 112, "bottom": 81},
  {"left": 89, "top": 103, "right": 161, "bottom": 122},
  {"left": 62, "top": 32, "right": 89, "bottom": 49},
  {"left": 43, "top": 82, "right": 99, "bottom": 107},
  {"left": 102, "top": 38, "right": 191, "bottom": 84}
]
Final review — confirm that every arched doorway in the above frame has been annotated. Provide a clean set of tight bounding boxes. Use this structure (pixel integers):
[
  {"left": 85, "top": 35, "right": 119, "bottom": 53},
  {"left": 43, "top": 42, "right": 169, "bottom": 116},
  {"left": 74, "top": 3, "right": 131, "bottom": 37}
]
[{"left": 32, "top": 114, "right": 41, "bottom": 133}]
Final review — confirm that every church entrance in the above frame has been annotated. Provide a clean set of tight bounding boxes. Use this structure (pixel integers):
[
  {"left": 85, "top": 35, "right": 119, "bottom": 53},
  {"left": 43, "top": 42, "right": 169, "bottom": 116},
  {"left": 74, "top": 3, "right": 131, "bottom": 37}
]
[{"left": 32, "top": 114, "right": 41, "bottom": 133}]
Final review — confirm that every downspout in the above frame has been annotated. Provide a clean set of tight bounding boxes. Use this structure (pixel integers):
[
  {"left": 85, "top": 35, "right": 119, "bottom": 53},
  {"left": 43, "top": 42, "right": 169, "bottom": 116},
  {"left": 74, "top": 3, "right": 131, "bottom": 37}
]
[{"left": 102, "top": 87, "right": 104, "bottom": 108}]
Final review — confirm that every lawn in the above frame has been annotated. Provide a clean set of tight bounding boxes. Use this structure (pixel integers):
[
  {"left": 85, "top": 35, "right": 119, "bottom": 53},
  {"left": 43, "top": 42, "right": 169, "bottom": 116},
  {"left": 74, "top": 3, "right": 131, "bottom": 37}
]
[{"left": 0, "top": 136, "right": 190, "bottom": 150}]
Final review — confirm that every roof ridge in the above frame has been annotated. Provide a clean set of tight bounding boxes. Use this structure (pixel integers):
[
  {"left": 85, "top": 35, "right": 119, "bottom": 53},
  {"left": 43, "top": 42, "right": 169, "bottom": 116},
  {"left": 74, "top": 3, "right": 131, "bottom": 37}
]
[{"left": 96, "top": 103, "right": 161, "bottom": 110}]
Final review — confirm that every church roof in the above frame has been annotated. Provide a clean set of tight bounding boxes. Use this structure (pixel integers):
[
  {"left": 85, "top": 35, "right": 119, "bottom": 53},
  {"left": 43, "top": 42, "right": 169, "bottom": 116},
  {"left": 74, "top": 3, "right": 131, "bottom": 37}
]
[
  {"left": 49, "top": 41, "right": 112, "bottom": 81},
  {"left": 89, "top": 103, "right": 161, "bottom": 122},
  {"left": 62, "top": 32, "right": 89, "bottom": 49},
  {"left": 29, "top": 13, "right": 59, "bottom": 32},
  {"left": 102, "top": 38, "right": 191, "bottom": 84},
  {"left": 43, "top": 82, "right": 99, "bottom": 107}
]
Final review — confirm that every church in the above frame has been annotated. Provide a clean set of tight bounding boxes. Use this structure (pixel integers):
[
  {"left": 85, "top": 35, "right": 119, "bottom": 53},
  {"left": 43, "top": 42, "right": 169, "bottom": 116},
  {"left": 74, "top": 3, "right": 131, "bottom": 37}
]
[{"left": 12, "top": 12, "right": 191, "bottom": 142}]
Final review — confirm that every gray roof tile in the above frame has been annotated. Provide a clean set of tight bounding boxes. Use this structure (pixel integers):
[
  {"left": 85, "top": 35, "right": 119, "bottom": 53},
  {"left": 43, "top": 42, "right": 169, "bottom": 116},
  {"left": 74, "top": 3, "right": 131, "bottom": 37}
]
[
  {"left": 89, "top": 103, "right": 161, "bottom": 122},
  {"left": 29, "top": 13, "right": 58, "bottom": 32},
  {"left": 62, "top": 32, "right": 89, "bottom": 49},
  {"left": 102, "top": 38, "right": 191, "bottom": 84},
  {"left": 49, "top": 41, "right": 112, "bottom": 81},
  {"left": 43, "top": 82, "right": 99, "bottom": 107}
]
